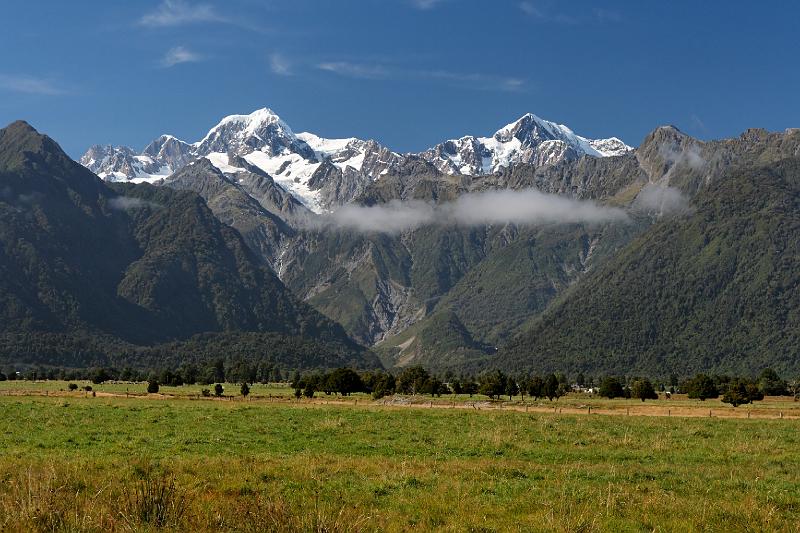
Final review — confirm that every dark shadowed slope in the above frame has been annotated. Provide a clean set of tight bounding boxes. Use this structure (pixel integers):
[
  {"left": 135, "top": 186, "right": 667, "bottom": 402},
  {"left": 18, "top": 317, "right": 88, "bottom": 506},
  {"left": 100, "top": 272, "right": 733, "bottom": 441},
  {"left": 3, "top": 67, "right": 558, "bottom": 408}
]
[{"left": 0, "top": 121, "right": 376, "bottom": 370}]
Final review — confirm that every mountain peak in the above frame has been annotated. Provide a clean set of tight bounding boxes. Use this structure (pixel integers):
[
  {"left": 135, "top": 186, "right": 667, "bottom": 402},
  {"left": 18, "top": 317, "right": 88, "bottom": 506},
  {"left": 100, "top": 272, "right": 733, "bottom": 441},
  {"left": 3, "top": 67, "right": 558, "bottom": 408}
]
[
  {"left": 494, "top": 113, "right": 545, "bottom": 138},
  {"left": 194, "top": 107, "right": 299, "bottom": 156},
  {"left": 0, "top": 120, "right": 71, "bottom": 171},
  {"left": 640, "top": 125, "right": 692, "bottom": 148},
  {"left": 212, "top": 107, "right": 286, "bottom": 132},
  {"left": 3, "top": 120, "right": 37, "bottom": 135}
]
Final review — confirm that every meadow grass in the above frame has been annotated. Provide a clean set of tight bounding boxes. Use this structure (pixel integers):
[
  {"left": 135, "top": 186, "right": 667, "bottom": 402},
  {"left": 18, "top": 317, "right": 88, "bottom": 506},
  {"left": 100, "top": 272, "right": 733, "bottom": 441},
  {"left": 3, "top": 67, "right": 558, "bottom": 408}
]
[{"left": 0, "top": 387, "right": 798, "bottom": 531}]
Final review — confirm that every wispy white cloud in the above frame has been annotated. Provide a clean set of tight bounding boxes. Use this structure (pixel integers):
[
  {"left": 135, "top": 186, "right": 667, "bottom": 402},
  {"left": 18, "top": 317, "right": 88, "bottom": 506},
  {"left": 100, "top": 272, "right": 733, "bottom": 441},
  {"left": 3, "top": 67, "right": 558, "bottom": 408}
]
[
  {"left": 160, "top": 46, "right": 203, "bottom": 67},
  {"left": 518, "top": 1, "right": 544, "bottom": 18},
  {"left": 317, "top": 61, "right": 525, "bottom": 92},
  {"left": 519, "top": 2, "right": 620, "bottom": 24},
  {"left": 269, "top": 52, "right": 292, "bottom": 76},
  {"left": 518, "top": 1, "right": 578, "bottom": 24},
  {"left": 317, "top": 62, "right": 390, "bottom": 80},
  {"left": 411, "top": 0, "right": 448, "bottom": 9},
  {"left": 140, "top": 0, "right": 223, "bottom": 27},
  {"left": 0, "top": 74, "right": 64, "bottom": 95},
  {"left": 425, "top": 69, "right": 525, "bottom": 92}
]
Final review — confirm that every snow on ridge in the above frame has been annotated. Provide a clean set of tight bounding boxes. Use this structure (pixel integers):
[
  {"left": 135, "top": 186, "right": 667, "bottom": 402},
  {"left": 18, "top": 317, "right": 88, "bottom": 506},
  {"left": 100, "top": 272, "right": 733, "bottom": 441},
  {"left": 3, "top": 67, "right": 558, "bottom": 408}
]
[
  {"left": 206, "top": 152, "right": 246, "bottom": 174},
  {"left": 296, "top": 132, "right": 357, "bottom": 155},
  {"left": 244, "top": 151, "right": 323, "bottom": 212}
]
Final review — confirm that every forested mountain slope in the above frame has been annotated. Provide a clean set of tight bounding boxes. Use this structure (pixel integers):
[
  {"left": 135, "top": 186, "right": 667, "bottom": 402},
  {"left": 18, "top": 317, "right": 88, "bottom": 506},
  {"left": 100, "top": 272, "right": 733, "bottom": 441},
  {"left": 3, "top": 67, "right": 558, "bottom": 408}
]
[
  {"left": 497, "top": 158, "right": 800, "bottom": 376},
  {"left": 0, "top": 121, "right": 374, "bottom": 371}
]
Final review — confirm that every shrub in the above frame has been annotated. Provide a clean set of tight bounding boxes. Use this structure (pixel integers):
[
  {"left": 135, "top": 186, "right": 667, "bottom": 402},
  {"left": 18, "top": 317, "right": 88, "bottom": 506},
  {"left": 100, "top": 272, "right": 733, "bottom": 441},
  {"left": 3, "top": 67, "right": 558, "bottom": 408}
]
[
  {"left": 214, "top": 383, "right": 224, "bottom": 397},
  {"left": 326, "top": 368, "right": 365, "bottom": 396},
  {"left": 201, "top": 388, "right": 211, "bottom": 397},
  {"left": 478, "top": 371, "right": 506, "bottom": 399},
  {"left": 67, "top": 383, "right": 78, "bottom": 391},
  {"left": 396, "top": 366, "right": 430, "bottom": 395},
  {"left": 631, "top": 379, "right": 658, "bottom": 401},
  {"left": 685, "top": 374, "right": 719, "bottom": 401},
  {"left": 240, "top": 383, "right": 250, "bottom": 397},
  {"left": 758, "top": 368, "right": 789, "bottom": 396},
  {"left": 121, "top": 472, "right": 186, "bottom": 529},
  {"left": 721, "top": 378, "right": 764, "bottom": 407},
  {"left": 90, "top": 367, "right": 112, "bottom": 384},
  {"left": 147, "top": 381, "right": 159, "bottom": 394},
  {"left": 598, "top": 377, "right": 625, "bottom": 399}
]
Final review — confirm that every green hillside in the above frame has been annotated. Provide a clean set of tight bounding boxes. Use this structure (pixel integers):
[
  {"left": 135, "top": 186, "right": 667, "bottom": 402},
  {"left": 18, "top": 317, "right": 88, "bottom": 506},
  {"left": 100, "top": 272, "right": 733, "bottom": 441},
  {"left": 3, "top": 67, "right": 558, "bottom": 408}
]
[{"left": 497, "top": 158, "right": 800, "bottom": 377}]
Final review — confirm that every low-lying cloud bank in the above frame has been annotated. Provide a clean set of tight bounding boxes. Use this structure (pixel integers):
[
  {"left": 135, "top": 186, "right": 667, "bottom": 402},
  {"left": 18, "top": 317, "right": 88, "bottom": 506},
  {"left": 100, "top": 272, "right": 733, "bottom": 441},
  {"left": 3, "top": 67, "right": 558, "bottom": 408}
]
[{"left": 313, "top": 188, "right": 629, "bottom": 234}]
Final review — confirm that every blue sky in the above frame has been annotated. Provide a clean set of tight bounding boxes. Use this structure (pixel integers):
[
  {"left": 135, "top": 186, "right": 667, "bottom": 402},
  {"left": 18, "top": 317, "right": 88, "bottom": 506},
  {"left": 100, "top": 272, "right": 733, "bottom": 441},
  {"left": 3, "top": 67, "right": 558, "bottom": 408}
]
[{"left": 1, "top": 0, "right": 798, "bottom": 158}]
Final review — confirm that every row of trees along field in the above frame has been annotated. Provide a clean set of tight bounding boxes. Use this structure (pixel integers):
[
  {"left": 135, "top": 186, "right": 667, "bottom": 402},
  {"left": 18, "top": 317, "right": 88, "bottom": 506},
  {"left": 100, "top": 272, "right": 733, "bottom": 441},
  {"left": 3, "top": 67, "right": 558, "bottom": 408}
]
[
  {"left": 0, "top": 359, "right": 289, "bottom": 385},
  {"left": 3, "top": 365, "right": 798, "bottom": 407}
]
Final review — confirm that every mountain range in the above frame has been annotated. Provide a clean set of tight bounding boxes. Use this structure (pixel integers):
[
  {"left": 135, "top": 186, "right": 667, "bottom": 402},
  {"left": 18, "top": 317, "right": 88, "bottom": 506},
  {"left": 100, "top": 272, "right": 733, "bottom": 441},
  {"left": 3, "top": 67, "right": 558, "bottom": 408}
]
[
  {"left": 81, "top": 108, "right": 631, "bottom": 213},
  {"left": 1, "top": 108, "right": 798, "bottom": 378}
]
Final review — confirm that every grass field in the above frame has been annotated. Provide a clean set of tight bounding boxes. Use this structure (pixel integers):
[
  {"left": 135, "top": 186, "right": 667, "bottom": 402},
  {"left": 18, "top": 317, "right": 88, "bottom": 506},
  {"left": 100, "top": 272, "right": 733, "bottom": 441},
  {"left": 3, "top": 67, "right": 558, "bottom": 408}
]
[{"left": 1, "top": 383, "right": 799, "bottom": 532}]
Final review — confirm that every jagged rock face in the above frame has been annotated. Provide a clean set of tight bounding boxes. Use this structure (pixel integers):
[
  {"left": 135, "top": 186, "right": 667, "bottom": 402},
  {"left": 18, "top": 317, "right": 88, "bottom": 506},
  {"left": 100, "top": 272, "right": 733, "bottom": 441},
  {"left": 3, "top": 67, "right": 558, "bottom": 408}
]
[
  {"left": 142, "top": 135, "right": 194, "bottom": 170},
  {"left": 634, "top": 125, "right": 800, "bottom": 197},
  {"left": 589, "top": 137, "right": 632, "bottom": 156},
  {"left": 80, "top": 144, "right": 164, "bottom": 181},
  {"left": 421, "top": 137, "right": 489, "bottom": 175}
]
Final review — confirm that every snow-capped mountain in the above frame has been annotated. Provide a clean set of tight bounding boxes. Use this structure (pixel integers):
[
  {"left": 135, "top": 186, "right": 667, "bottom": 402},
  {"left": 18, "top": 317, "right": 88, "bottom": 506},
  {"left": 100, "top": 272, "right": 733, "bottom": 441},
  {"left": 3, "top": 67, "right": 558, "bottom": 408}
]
[
  {"left": 80, "top": 108, "right": 631, "bottom": 212},
  {"left": 420, "top": 113, "right": 631, "bottom": 175},
  {"left": 81, "top": 108, "right": 403, "bottom": 212},
  {"left": 81, "top": 144, "right": 173, "bottom": 182}
]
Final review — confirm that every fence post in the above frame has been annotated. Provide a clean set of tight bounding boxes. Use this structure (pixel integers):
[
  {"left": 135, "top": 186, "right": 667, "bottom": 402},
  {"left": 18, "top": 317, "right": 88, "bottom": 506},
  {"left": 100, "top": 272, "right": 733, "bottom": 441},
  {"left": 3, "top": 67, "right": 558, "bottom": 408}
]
[{"left": 588, "top": 406, "right": 591, "bottom": 415}]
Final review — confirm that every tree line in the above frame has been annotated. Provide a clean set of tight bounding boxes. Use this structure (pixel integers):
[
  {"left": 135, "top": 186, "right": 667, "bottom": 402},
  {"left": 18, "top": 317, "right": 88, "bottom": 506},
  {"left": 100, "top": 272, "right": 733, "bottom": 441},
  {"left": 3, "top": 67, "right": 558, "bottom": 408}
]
[{"left": 3, "top": 363, "right": 798, "bottom": 407}]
